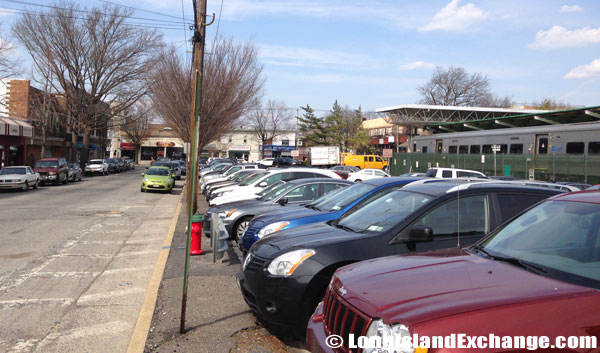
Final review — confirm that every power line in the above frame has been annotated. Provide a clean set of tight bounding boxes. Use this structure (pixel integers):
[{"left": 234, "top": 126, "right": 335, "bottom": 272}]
[
  {"left": 98, "top": 0, "right": 193, "bottom": 22},
  {"left": 0, "top": 0, "right": 193, "bottom": 25},
  {"left": 214, "top": 0, "right": 223, "bottom": 40}
]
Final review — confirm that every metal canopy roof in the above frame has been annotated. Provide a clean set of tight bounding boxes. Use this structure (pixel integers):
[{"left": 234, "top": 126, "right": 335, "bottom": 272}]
[
  {"left": 424, "top": 105, "right": 600, "bottom": 134},
  {"left": 376, "top": 104, "right": 549, "bottom": 125}
]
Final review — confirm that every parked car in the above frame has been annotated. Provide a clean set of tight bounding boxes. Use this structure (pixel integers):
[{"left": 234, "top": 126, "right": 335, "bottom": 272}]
[
  {"left": 201, "top": 164, "right": 262, "bottom": 192},
  {"left": 588, "top": 184, "right": 600, "bottom": 190},
  {"left": 209, "top": 168, "right": 343, "bottom": 206},
  {"left": 153, "top": 161, "right": 181, "bottom": 180},
  {"left": 307, "top": 190, "right": 600, "bottom": 353},
  {"left": 273, "top": 157, "right": 294, "bottom": 167},
  {"left": 173, "top": 160, "right": 186, "bottom": 175},
  {"left": 68, "top": 163, "right": 83, "bottom": 182},
  {"left": 342, "top": 154, "right": 387, "bottom": 170},
  {"left": 425, "top": 167, "right": 486, "bottom": 179},
  {"left": 330, "top": 165, "right": 359, "bottom": 179},
  {"left": 34, "top": 158, "right": 69, "bottom": 185},
  {"left": 556, "top": 181, "right": 591, "bottom": 190},
  {"left": 258, "top": 158, "right": 274, "bottom": 166},
  {"left": 85, "top": 159, "right": 109, "bottom": 176},
  {"left": 199, "top": 162, "right": 233, "bottom": 178},
  {"left": 241, "top": 177, "right": 424, "bottom": 251},
  {"left": 205, "top": 170, "right": 267, "bottom": 197},
  {"left": 141, "top": 166, "right": 175, "bottom": 193},
  {"left": 115, "top": 157, "right": 126, "bottom": 172},
  {"left": 105, "top": 158, "right": 119, "bottom": 173},
  {"left": 238, "top": 181, "right": 564, "bottom": 338},
  {"left": 205, "top": 178, "right": 353, "bottom": 240},
  {"left": 122, "top": 156, "right": 135, "bottom": 170},
  {"left": 0, "top": 166, "right": 39, "bottom": 191},
  {"left": 399, "top": 172, "right": 426, "bottom": 177},
  {"left": 347, "top": 168, "right": 390, "bottom": 182}
]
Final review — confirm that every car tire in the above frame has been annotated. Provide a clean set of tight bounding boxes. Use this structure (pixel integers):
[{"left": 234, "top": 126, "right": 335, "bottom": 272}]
[
  {"left": 355, "top": 179, "right": 362, "bottom": 182},
  {"left": 141, "top": 187, "right": 145, "bottom": 192},
  {"left": 63, "top": 175, "right": 68, "bottom": 184},
  {"left": 21, "top": 181, "right": 28, "bottom": 191},
  {"left": 33, "top": 180, "right": 39, "bottom": 189},
  {"left": 234, "top": 216, "right": 252, "bottom": 242},
  {"left": 54, "top": 177, "right": 60, "bottom": 186}
]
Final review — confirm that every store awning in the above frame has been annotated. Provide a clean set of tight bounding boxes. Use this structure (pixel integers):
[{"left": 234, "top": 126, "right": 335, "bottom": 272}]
[{"left": 0, "top": 117, "right": 34, "bottom": 137}]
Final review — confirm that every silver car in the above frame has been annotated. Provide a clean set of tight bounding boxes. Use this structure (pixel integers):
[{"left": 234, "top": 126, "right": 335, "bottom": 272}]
[{"left": 0, "top": 166, "right": 40, "bottom": 191}]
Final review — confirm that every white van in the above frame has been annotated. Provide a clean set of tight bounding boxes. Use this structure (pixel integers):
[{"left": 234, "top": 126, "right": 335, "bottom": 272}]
[{"left": 425, "top": 167, "right": 486, "bottom": 179}]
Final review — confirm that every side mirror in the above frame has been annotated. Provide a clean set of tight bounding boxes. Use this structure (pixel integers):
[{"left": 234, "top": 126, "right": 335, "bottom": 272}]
[
  {"left": 408, "top": 225, "right": 433, "bottom": 242},
  {"left": 259, "top": 181, "right": 268, "bottom": 187},
  {"left": 277, "top": 197, "right": 288, "bottom": 206},
  {"left": 141, "top": 173, "right": 145, "bottom": 176}
]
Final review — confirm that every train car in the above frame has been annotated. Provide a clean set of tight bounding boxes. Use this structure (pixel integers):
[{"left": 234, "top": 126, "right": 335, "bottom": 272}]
[{"left": 413, "top": 121, "right": 600, "bottom": 156}]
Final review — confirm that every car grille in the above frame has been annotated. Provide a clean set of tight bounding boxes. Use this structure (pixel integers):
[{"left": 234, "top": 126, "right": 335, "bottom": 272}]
[
  {"left": 0, "top": 179, "right": 14, "bottom": 183},
  {"left": 322, "top": 287, "right": 371, "bottom": 353},
  {"left": 147, "top": 185, "right": 165, "bottom": 189},
  {"left": 244, "top": 253, "right": 267, "bottom": 272}
]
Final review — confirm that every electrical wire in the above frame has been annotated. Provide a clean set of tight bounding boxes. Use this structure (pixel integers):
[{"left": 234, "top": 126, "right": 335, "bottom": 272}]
[
  {"left": 98, "top": 0, "right": 192, "bottom": 22},
  {"left": 214, "top": 0, "right": 223, "bottom": 41}
]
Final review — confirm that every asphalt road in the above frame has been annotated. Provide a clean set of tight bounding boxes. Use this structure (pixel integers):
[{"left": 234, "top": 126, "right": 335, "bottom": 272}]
[{"left": 0, "top": 168, "right": 182, "bottom": 353}]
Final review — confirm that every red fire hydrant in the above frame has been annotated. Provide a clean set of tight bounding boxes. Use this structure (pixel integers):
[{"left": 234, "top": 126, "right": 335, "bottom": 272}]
[{"left": 190, "top": 219, "right": 205, "bottom": 255}]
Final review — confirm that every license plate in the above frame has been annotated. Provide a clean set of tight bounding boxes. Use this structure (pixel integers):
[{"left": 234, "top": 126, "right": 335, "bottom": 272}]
[{"left": 154, "top": 184, "right": 160, "bottom": 187}]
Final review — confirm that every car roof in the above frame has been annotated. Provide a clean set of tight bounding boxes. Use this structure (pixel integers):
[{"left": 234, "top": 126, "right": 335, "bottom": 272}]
[
  {"left": 402, "top": 180, "right": 565, "bottom": 197},
  {"left": 362, "top": 176, "right": 424, "bottom": 186},
  {"left": 548, "top": 190, "right": 600, "bottom": 204},
  {"left": 284, "top": 178, "right": 354, "bottom": 185},
  {"left": 3, "top": 166, "right": 28, "bottom": 168},
  {"left": 148, "top": 166, "right": 170, "bottom": 170}
]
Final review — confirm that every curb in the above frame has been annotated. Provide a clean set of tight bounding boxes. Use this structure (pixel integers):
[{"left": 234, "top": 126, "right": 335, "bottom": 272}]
[{"left": 126, "top": 190, "right": 185, "bottom": 353}]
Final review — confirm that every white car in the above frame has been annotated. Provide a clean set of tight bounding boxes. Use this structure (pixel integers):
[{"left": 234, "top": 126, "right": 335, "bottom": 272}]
[
  {"left": 347, "top": 168, "right": 390, "bottom": 182},
  {"left": 85, "top": 159, "right": 109, "bottom": 175},
  {"left": 209, "top": 168, "right": 342, "bottom": 206},
  {"left": 425, "top": 167, "right": 486, "bottom": 179},
  {"left": 0, "top": 166, "right": 40, "bottom": 191},
  {"left": 257, "top": 158, "right": 274, "bottom": 166}
]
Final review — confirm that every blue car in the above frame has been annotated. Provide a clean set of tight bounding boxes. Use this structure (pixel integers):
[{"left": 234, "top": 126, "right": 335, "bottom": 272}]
[{"left": 240, "top": 177, "right": 423, "bottom": 251}]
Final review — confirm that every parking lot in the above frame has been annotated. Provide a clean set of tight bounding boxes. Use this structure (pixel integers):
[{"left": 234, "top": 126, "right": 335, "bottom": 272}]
[{"left": 0, "top": 168, "right": 182, "bottom": 353}]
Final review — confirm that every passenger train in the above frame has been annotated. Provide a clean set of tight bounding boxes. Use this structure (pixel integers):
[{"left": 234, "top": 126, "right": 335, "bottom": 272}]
[{"left": 413, "top": 121, "right": 600, "bottom": 156}]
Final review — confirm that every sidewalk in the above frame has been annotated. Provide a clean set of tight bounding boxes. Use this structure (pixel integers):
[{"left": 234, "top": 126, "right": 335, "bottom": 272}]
[{"left": 143, "top": 193, "right": 308, "bottom": 353}]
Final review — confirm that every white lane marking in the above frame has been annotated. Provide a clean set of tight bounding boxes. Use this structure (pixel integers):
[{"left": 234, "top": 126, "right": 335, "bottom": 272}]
[
  {"left": 35, "top": 320, "right": 131, "bottom": 350},
  {"left": 33, "top": 271, "right": 101, "bottom": 278},
  {"left": 0, "top": 298, "right": 74, "bottom": 308},
  {"left": 77, "top": 287, "right": 145, "bottom": 304},
  {"left": 116, "top": 250, "right": 160, "bottom": 257},
  {"left": 7, "top": 338, "right": 39, "bottom": 353},
  {"left": 103, "top": 267, "right": 153, "bottom": 275},
  {"left": 49, "top": 254, "right": 113, "bottom": 258}
]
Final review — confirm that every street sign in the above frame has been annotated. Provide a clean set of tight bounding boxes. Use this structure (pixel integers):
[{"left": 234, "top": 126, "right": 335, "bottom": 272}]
[
  {"left": 481, "top": 155, "right": 485, "bottom": 163},
  {"left": 382, "top": 149, "right": 393, "bottom": 158},
  {"left": 492, "top": 144, "right": 501, "bottom": 152},
  {"left": 528, "top": 169, "right": 535, "bottom": 181},
  {"left": 291, "top": 150, "right": 299, "bottom": 157}
]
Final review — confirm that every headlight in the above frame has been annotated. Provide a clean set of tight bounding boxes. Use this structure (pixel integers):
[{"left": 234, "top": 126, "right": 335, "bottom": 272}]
[
  {"left": 165, "top": 178, "right": 172, "bottom": 183},
  {"left": 364, "top": 320, "right": 415, "bottom": 353},
  {"left": 215, "top": 190, "right": 232, "bottom": 197},
  {"left": 143, "top": 177, "right": 149, "bottom": 182},
  {"left": 267, "top": 249, "right": 315, "bottom": 276},
  {"left": 49, "top": 171, "right": 56, "bottom": 175},
  {"left": 257, "top": 221, "right": 289, "bottom": 238}
]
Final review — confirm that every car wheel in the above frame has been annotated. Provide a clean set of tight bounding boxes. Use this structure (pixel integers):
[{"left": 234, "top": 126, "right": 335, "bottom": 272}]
[
  {"left": 141, "top": 187, "right": 145, "bottom": 192},
  {"left": 63, "top": 175, "right": 68, "bottom": 184},
  {"left": 235, "top": 217, "right": 252, "bottom": 242},
  {"left": 33, "top": 180, "right": 39, "bottom": 189},
  {"left": 355, "top": 179, "right": 362, "bottom": 182},
  {"left": 78, "top": 174, "right": 82, "bottom": 181},
  {"left": 54, "top": 177, "right": 60, "bottom": 186},
  {"left": 21, "top": 181, "right": 28, "bottom": 191}
]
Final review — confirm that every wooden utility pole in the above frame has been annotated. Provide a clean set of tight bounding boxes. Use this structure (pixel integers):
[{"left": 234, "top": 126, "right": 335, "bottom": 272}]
[{"left": 181, "top": 0, "right": 212, "bottom": 334}]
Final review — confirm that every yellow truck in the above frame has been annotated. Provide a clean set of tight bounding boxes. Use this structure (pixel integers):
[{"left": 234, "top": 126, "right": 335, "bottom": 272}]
[{"left": 342, "top": 154, "right": 388, "bottom": 170}]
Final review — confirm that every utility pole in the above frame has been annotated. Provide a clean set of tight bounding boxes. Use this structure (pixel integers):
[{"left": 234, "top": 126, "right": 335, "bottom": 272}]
[{"left": 180, "top": 0, "right": 213, "bottom": 335}]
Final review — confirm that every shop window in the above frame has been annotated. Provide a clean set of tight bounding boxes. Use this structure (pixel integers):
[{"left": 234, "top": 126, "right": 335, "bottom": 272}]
[{"left": 282, "top": 139, "right": 289, "bottom": 146}]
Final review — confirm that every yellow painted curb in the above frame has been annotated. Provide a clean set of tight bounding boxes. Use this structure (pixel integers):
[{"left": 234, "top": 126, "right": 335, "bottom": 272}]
[{"left": 127, "top": 191, "right": 185, "bottom": 353}]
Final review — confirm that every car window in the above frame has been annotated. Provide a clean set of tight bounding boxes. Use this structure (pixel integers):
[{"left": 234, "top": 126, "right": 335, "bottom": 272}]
[
  {"left": 496, "top": 193, "right": 551, "bottom": 223},
  {"left": 323, "top": 183, "right": 345, "bottom": 194},
  {"left": 285, "top": 184, "right": 320, "bottom": 202},
  {"left": 425, "top": 169, "right": 437, "bottom": 177},
  {"left": 376, "top": 157, "right": 383, "bottom": 162},
  {"left": 374, "top": 170, "right": 386, "bottom": 176},
  {"left": 262, "top": 172, "right": 289, "bottom": 185},
  {"left": 368, "top": 156, "right": 374, "bottom": 162},
  {"left": 146, "top": 168, "right": 170, "bottom": 176},
  {"left": 290, "top": 171, "right": 315, "bottom": 179},
  {"left": 312, "top": 183, "right": 377, "bottom": 211},
  {"left": 1, "top": 167, "right": 27, "bottom": 175},
  {"left": 442, "top": 170, "right": 452, "bottom": 178},
  {"left": 415, "top": 195, "right": 489, "bottom": 237}
]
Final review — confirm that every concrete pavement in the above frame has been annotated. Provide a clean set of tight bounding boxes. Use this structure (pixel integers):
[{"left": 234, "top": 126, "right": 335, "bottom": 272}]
[{"left": 0, "top": 168, "right": 182, "bottom": 353}]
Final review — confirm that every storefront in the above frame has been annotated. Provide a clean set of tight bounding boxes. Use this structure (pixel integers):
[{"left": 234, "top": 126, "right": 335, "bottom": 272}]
[
  {"left": 259, "top": 144, "right": 295, "bottom": 158},
  {"left": 140, "top": 138, "right": 185, "bottom": 161},
  {"left": 119, "top": 142, "right": 136, "bottom": 159},
  {"left": 228, "top": 145, "right": 251, "bottom": 161},
  {"left": 0, "top": 117, "right": 33, "bottom": 168}
]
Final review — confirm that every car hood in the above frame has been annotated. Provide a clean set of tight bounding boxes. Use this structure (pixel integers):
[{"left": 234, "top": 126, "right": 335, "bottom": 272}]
[
  {"left": 34, "top": 167, "right": 58, "bottom": 172},
  {"left": 248, "top": 207, "right": 323, "bottom": 228},
  {"left": 144, "top": 175, "right": 170, "bottom": 182},
  {"left": 331, "top": 250, "right": 595, "bottom": 326},
  {"left": 251, "top": 222, "right": 353, "bottom": 258}
]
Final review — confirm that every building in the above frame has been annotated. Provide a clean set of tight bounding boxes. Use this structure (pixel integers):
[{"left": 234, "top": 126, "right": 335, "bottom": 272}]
[
  {"left": 203, "top": 130, "right": 297, "bottom": 162},
  {"left": 360, "top": 116, "right": 408, "bottom": 154},
  {"left": 139, "top": 124, "right": 185, "bottom": 161}
]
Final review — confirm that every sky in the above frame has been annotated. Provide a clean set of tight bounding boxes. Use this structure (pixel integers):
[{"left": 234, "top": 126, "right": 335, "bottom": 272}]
[{"left": 1, "top": 0, "right": 599, "bottom": 114}]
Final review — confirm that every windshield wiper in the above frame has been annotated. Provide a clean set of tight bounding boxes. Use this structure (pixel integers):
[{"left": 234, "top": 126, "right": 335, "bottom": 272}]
[
  {"left": 305, "top": 204, "right": 320, "bottom": 211},
  {"left": 333, "top": 223, "right": 362, "bottom": 233},
  {"left": 472, "top": 246, "right": 547, "bottom": 274}
]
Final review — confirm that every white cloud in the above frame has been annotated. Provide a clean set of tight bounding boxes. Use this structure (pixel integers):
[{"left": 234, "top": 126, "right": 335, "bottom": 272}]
[
  {"left": 399, "top": 61, "right": 435, "bottom": 71},
  {"left": 564, "top": 59, "right": 600, "bottom": 79},
  {"left": 260, "top": 44, "right": 373, "bottom": 69},
  {"left": 560, "top": 4, "right": 583, "bottom": 12},
  {"left": 419, "top": 0, "right": 488, "bottom": 32},
  {"left": 529, "top": 26, "right": 600, "bottom": 49}
]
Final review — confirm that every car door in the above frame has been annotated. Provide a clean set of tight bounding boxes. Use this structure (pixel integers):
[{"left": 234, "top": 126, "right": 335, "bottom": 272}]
[
  {"left": 394, "top": 194, "right": 491, "bottom": 254},
  {"left": 26, "top": 167, "right": 35, "bottom": 182}
]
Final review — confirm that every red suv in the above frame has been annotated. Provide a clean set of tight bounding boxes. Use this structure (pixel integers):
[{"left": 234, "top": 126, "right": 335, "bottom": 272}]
[
  {"left": 34, "top": 158, "right": 70, "bottom": 185},
  {"left": 307, "top": 191, "right": 600, "bottom": 353}
]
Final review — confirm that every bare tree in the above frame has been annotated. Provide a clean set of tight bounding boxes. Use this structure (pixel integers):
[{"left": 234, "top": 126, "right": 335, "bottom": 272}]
[
  {"left": 149, "top": 37, "right": 264, "bottom": 152},
  {"left": 532, "top": 98, "right": 572, "bottom": 110},
  {"left": 120, "top": 101, "right": 152, "bottom": 162},
  {"left": 13, "top": 1, "right": 163, "bottom": 164},
  {"left": 249, "top": 100, "right": 294, "bottom": 159},
  {"left": 418, "top": 66, "right": 512, "bottom": 107}
]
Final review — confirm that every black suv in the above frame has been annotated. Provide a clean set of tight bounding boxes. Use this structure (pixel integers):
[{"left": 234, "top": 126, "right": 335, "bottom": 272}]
[{"left": 237, "top": 181, "right": 564, "bottom": 338}]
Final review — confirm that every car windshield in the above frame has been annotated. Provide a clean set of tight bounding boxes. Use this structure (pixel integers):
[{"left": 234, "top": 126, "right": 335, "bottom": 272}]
[
  {"left": 232, "top": 171, "right": 253, "bottom": 181},
  {"left": 90, "top": 159, "right": 104, "bottom": 164},
  {"left": 1, "top": 167, "right": 26, "bottom": 175},
  {"left": 224, "top": 166, "right": 241, "bottom": 176},
  {"left": 477, "top": 200, "right": 600, "bottom": 289},
  {"left": 312, "top": 183, "right": 377, "bottom": 212},
  {"left": 425, "top": 168, "right": 437, "bottom": 177},
  {"left": 69, "top": 164, "right": 78, "bottom": 168},
  {"left": 259, "top": 182, "right": 295, "bottom": 201},
  {"left": 35, "top": 161, "right": 58, "bottom": 168},
  {"left": 337, "top": 190, "right": 433, "bottom": 233},
  {"left": 240, "top": 172, "right": 267, "bottom": 186},
  {"left": 213, "top": 164, "right": 229, "bottom": 171},
  {"left": 106, "top": 159, "right": 116, "bottom": 163},
  {"left": 146, "top": 168, "right": 170, "bottom": 176}
]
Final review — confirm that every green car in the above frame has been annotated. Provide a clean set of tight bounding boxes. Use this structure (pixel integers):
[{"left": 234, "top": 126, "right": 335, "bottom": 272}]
[{"left": 141, "top": 166, "right": 175, "bottom": 193}]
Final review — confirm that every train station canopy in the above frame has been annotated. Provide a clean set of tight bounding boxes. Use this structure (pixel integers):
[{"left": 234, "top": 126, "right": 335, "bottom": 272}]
[
  {"left": 376, "top": 104, "right": 547, "bottom": 125},
  {"left": 422, "top": 105, "right": 600, "bottom": 134}
]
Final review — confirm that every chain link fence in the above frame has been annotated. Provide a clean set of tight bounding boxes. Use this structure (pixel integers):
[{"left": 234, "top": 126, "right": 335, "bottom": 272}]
[{"left": 390, "top": 152, "right": 600, "bottom": 184}]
